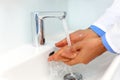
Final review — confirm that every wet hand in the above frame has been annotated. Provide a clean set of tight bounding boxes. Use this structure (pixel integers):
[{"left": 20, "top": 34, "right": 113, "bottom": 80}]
[
  {"left": 48, "top": 46, "right": 76, "bottom": 62},
  {"left": 64, "top": 38, "right": 107, "bottom": 65},
  {"left": 48, "top": 38, "right": 107, "bottom": 65},
  {"left": 55, "top": 28, "right": 99, "bottom": 48}
]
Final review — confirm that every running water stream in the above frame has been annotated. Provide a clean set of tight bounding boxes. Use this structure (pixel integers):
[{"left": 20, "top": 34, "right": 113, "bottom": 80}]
[
  {"left": 49, "top": 19, "right": 83, "bottom": 80},
  {"left": 62, "top": 19, "right": 71, "bottom": 46},
  {"left": 62, "top": 18, "right": 75, "bottom": 77}
]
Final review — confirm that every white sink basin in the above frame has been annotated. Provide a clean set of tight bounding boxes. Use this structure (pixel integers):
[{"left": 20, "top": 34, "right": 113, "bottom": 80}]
[
  {"left": 111, "top": 57, "right": 120, "bottom": 80},
  {"left": 70, "top": 52, "right": 116, "bottom": 80},
  {"left": 0, "top": 44, "right": 119, "bottom": 80},
  {"left": 101, "top": 55, "right": 120, "bottom": 80},
  {"left": 0, "top": 44, "right": 55, "bottom": 80}
]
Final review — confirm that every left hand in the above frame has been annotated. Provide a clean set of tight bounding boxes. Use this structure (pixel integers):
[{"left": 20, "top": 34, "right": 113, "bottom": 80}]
[
  {"left": 55, "top": 29, "right": 99, "bottom": 48},
  {"left": 48, "top": 38, "right": 106, "bottom": 65}
]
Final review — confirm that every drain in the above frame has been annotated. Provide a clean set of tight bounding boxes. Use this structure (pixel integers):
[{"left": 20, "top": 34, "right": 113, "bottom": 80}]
[
  {"left": 49, "top": 51, "right": 55, "bottom": 56},
  {"left": 64, "top": 73, "right": 83, "bottom": 80}
]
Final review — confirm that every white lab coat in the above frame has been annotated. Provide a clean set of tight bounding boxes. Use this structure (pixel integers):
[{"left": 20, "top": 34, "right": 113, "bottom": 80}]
[{"left": 93, "top": 0, "right": 120, "bottom": 54}]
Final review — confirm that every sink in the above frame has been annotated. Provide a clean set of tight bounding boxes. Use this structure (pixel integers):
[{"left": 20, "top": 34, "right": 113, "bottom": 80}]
[
  {"left": 0, "top": 43, "right": 119, "bottom": 80},
  {"left": 101, "top": 55, "right": 120, "bottom": 80},
  {"left": 70, "top": 52, "right": 116, "bottom": 80},
  {"left": 110, "top": 56, "right": 120, "bottom": 80},
  {"left": 0, "top": 44, "right": 55, "bottom": 80}
]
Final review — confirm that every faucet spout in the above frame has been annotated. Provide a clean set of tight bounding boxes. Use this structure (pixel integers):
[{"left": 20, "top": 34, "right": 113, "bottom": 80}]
[{"left": 32, "top": 11, "right": 66, "bottom": 46}]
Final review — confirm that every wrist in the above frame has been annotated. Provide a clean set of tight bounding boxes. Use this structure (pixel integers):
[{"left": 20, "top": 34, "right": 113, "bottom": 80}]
[
  {"left": 87, "top": 28, "right": 100, "bottom": 38},
  {"left": 98, "top": 38, "right": 107, "bottom": 52}
]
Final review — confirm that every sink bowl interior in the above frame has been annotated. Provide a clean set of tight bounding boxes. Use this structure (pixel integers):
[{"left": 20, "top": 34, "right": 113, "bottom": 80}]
[
  {"left": 105, "top": 55, "right": 120, "bottom": 80},
  {"left": 1, "top": 46, "right": 117, "bottom": 80},
  {"left": 70, "top": 52, "right": 116, "bottom": 80},
  {"left": 48, "top": 52, "right": 116, "bottom": 80}
]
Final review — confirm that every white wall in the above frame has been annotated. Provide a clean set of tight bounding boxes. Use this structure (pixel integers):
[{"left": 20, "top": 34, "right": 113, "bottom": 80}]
[
  {"left": 68, "top": 0, "right": 113, "bottom": 30},
  {"left": 0, "top": 0, "right": 68, "bottom": 53},
  {"left": 0, "top": 0, "right": 115, "bottom": 53}
]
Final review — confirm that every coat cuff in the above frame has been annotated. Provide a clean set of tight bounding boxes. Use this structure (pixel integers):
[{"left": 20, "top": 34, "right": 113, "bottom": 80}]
[
  {"left": 101, "top": 35, "right": 116, "bottom": 53},
  {"left": 89, "top": 25, "right": 105, "bottom": 37}
]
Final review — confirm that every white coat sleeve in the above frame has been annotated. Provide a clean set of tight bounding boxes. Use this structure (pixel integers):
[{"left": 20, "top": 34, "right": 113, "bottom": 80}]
[{"left": 90, "top": 0, "right": 120, "bottom": 54}]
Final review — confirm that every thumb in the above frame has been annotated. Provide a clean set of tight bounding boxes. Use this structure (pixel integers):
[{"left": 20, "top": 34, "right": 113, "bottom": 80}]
[
  {"left": 61, "top": 43, "right": 82, "bottom": 59},
  {"left": 72, "top": 41, "right": 82, "bottom": 52},
  {"left": 55, "top": 38, "right": 67, "bottom": 47},
  {"left": 55, "top": 30, "right": 84, "bottom": 48}
]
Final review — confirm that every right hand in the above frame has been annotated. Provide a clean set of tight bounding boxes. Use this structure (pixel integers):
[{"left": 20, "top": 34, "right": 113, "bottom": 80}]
[
  {"left": 55, "top": 28, "right": 99, "bottom": 47},
  {"left": 48, "top": 37, "right": 106, "bottom": 65}
]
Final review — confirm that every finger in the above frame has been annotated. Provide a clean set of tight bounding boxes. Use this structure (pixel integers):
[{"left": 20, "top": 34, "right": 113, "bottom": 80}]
[
  {"left": 48, "top": 55, "right": 71, "bottom": 62},
  {"left": 61, "top": 51, "right": 77, "bottom": 59},
  {"left": 48, "top": 48, "right": 71, "bottom": 62},
  {"left": 55, "top": 38, "right": 67, "bottom": 47},
  {"left": 48, "top": 55, "right": 54, "bottom": 61},
  {"left": 72, "top": 42, "right": 82, "bottom": 52},
  {"left": 64, "top": 58, "right": 82, "bottom": 66},
  {"left": 58, "top": 46, "right": 77, "bottom": 59},
  {"left": 64, "top": 51, "right": 89, "bottom": 66},
  {"left": 48, "top": 52, "right": 61, "bottom": 61},
  {"left": 60, "top": 43, "right": 82, "bottom": 59},
  {"left": 55, "top": 30, "right": 84, "bottom": 47}
]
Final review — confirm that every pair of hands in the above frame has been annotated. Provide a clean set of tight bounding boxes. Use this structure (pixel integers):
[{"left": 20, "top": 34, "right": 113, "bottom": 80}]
[{"left": 48, "top": 29, "right": 106, "bottom": 65}]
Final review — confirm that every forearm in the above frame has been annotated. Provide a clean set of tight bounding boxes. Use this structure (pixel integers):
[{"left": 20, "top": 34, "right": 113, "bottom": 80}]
[{"left": 88, "top": 0, "right": 120, "bottom": 54}]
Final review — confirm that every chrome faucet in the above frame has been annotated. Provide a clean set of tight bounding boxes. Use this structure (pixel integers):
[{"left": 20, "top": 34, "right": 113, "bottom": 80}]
[{"left": 32, "top": 11, "right": 66, "bottom": 46}]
